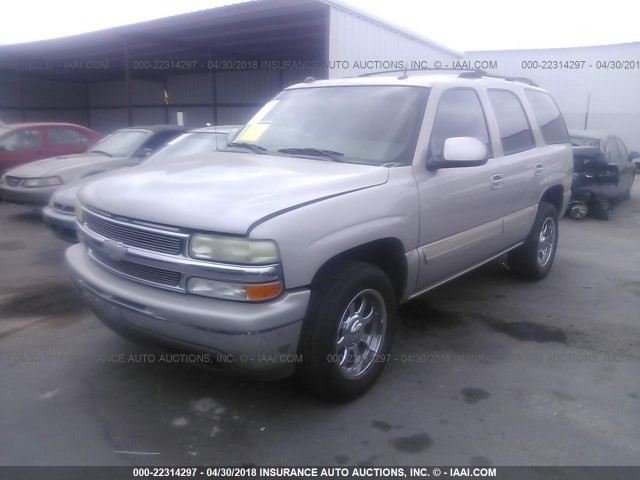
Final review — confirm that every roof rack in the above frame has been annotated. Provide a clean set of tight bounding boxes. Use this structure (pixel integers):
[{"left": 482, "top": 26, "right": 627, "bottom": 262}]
[
  {"left": 357, "top": 68, "right": 539, "bottom": 87},
  {"left": 458, "top": 70, "right": 539, "bottom": 87},
  {"left": 358, "top": 68, "right": 476, "bottom": 78}
]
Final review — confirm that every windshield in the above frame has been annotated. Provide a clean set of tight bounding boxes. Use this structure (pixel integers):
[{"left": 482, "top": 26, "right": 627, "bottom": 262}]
[
  {"left": 89, "top": 130, "right": 149, "bottom": 157},
  {"left": 144, "top": 131, "right": 230, "bottom": 164},
  {"left": 570, "top": 136, "right": 600, "bottom": 147},
  {"left": 231, "top": 86, "right": 429, "bottom": 165}
]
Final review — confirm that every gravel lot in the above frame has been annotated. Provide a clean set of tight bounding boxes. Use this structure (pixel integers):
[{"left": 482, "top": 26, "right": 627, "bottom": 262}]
[{"left": 0, "top": 186, "right": 638, "bottom": 466}]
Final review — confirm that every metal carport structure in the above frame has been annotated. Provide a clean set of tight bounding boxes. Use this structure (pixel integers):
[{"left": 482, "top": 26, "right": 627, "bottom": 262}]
[{"left": 0, "top": 0, "right": 460, "bottom": 132}]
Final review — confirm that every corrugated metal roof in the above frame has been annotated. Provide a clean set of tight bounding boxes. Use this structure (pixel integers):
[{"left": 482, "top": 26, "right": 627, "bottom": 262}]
[
  {"left": 0, "top": 0, "right": 329, "bottom": 81},
  {"left": 0, "top": 0, "right": 458, "bottom": 81}
]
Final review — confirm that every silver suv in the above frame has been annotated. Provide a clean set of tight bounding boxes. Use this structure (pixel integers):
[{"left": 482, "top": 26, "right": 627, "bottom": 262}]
[{"left": 66, "top": 71, "right": 573, "bottom": 401}]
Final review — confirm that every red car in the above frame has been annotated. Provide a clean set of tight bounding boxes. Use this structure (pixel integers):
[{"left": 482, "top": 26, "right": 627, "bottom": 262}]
[{"left": 0, "top": 122, "right": 101, "bottom": 174}]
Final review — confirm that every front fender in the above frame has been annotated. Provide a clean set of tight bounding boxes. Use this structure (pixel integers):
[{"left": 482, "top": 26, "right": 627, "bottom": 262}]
[{"left": 250, "top": 167, "right": 420, "bottom": 290}]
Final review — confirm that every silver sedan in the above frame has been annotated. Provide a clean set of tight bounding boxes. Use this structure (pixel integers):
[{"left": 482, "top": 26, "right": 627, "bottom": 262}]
[
  {"left": 0, "top": 125, "right": 185, "bottom": 209},
  {"left": 43, "top": 125, "right": 241, "bottom": 241}
]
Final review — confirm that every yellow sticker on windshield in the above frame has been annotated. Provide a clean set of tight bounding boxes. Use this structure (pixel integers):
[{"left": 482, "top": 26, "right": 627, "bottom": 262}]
[{"left": 236, "top": 123, "right": 269, "bottom": 143}]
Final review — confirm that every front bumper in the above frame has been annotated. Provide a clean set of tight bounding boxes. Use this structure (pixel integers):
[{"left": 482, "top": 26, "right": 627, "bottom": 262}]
[
  {"left": 65, "top": 244, "right": 310, "bottom": 378},
  {"left": 43, "top": 206, "right": 78, "bottom": 242},
  {"left": 0, "top": 184, "right": 58, "bottom": 209}
]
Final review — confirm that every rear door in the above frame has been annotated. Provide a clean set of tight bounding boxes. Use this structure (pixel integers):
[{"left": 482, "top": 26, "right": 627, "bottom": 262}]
[
  {"left": 0, "top": 127, "right": 45, "bottom": 172},
  {"left": 46, "top": 126, "right": 93, "bottom": 157},
  {"left": 485, "top": 88, "right": 540, "bottom": 247},
  {"left": 523, "top": 89, "right": 572, "bottom": 212},
  {"left": 612, "top": 136, "right": 635, "bottom": 193}
]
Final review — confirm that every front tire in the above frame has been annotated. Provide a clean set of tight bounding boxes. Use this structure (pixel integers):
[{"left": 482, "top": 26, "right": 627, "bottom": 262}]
[
  {"left": 297, "top": 261, "right": 396, "bottom": 402},
  {"left": 509, "top": 202, "right": 559, "bottom": 281}
]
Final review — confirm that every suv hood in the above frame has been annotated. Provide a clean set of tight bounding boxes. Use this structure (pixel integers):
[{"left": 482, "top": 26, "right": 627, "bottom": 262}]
[
  {"left": 7, "top": 153, "right": 129, "bottom": 179},
  {"left": 78, "top": 152, "right": 389, "bottom": 235}
]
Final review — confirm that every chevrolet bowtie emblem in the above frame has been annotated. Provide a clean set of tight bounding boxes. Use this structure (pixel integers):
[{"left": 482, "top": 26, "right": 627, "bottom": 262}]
[{"left": 103, "top": 239, "right": 126, "bottom": 261}]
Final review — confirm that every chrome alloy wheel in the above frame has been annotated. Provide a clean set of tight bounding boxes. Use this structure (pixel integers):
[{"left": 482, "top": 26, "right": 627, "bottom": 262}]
[
  {"left": 537, "top": 217, "right": 556, "bottom": 267},
  {"left": 335, "top": 289, "right": 387, "bottom": 379}
]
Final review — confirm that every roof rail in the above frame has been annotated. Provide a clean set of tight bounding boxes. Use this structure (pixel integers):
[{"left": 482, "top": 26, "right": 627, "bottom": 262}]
[
  {"left": 458, "top": 69, "right": 539, "bottom": 87},
  {"left": 357, "top": 68, "right": 539, "bottom": 87},
  {"left": 358, "top": 68, "right": 476, "bottom": 78}
]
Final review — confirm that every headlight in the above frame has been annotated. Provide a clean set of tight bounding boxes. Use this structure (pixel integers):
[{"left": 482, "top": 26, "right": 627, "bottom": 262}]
[
  {"left": 186, "top": 278, "right": 283, "bottom": 302},
  {"left": 189, "top": 234, "right": 279, "bottom": 265},
  {"left": 22, "top": 176, "right": 63, "bottom": 188}
]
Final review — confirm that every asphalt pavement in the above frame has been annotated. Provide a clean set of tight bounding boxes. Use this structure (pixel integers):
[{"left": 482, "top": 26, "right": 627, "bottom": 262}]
[{"left": 0, "top": 186, "right": 638, "bottom": 466}]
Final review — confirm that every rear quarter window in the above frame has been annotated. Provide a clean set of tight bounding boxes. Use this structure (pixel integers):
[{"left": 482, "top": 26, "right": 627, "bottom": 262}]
[{"left": 524, "top": 90, "right": 570, "bottom": 145}]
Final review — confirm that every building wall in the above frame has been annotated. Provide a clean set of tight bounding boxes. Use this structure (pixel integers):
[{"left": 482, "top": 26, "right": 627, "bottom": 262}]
[
  {"left": 85, "top": 70, "right": 293, "bottom": 133},
  {"left": 327, "top": 4, "right": 460, "bottom": 78},
  {"left": 0, "top": 72, "right": 89, "bottom": 126},
  {"left": 0, "top": 73, "right": 20, "bottom": 123},
  {"left": 0, "top": 69, "right": 295, "bottom": 133},
  {"left": 465, "top": 43, "right": 640, "bottom": 151}
]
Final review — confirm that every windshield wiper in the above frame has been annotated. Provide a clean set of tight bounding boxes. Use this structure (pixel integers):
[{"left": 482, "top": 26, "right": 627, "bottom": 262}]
[
  {"left": 226, "top": 142, "right": 268, "bottom": 154},
  {"left": 277, "top": 147, "right": 345, "bottom": 162},
  {"left": 89, "top": 149, "right": 113, "bottom": 157}
]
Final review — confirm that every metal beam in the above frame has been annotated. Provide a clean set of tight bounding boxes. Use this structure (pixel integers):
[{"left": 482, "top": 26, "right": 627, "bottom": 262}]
[
  {"left": 16, "top": 72, "right": 25, "bottom": 122},
  {"left": 123, "top": 41, "right": 132, "bottom": 126},
  {"left": 163, "top": 76, "right": 169, "bottom": 124},
  {"left": 212, "top": 71, "right": 218, "bottom": 126}
]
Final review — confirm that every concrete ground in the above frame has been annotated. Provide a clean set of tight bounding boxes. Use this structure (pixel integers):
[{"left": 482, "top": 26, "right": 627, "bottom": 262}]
[{"left": 0, "top": 186, "right": 638, "bottom": 467}]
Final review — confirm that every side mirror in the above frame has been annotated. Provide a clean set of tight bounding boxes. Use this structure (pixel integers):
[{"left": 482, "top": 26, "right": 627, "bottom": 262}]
[
  {"left": 429, "top": 137, "right": 487, "bottom": 169},
  {"left": 135, "top": 147, "right": 153, "bottom": 158}
]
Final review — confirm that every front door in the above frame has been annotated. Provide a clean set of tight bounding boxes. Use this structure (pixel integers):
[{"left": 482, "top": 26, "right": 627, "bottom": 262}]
[{"left": 413, "top": 88, "right": 506, "bottom": 291}]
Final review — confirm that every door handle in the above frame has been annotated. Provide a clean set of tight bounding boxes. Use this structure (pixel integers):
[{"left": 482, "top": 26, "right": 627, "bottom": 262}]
[
  {"left": 534, "top": 163, "right": 544, "bottom": 176},
  {"left": 490, "top": 174, "right": 503, "bottom": 189}
]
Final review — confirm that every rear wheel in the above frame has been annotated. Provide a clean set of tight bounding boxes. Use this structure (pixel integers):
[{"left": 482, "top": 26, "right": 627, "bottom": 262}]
[
  {"left": 297, "top": 261, "right": 395, "bottom": 402},
  {"left": 509, "top": 202, "right": 559, "bottom": 280}
]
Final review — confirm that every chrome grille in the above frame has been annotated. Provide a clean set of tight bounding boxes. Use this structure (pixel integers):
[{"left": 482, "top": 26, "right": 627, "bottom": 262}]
[
  {"left": 92, "top": 250, "right": 182, "bottom": 287},
  {"left": 6, "top": 176, "right": 21, "bottom": 187},
  {"left": 53, "top": 202, "right": 75, "bottom": 214},
  {"left": 84, "top": 210, "right": 184, "bottom": 255}
]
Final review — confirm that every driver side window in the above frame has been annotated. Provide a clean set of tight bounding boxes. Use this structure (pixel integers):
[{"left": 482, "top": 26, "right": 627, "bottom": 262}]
[{"left": 428, "top": 89, "right": 491, "bottom": 164}]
